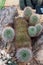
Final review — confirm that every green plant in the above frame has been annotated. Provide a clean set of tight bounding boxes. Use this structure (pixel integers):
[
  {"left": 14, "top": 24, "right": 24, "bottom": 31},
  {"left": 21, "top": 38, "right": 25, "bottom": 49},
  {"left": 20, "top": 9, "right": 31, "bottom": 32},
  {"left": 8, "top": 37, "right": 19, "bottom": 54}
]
[
  {"left": 23, "top": 7, "right": 32, "bottom": 20},
  {"left": 16, "top": 48, "right": 32, "bottom": 62},
  {"left": 0, "top": 0, "right": 6, "bottom": 9},
  {"left": 29, "top": 14, "right": 40, "bottom": 25},
  {"left": 28, "top": 26, "right": 37, "bottom": 37},
  {"left": 35, "top": 23, "right": 42, "bottom": 35},
  {"left": 2, "top": 27, "right": 15, "bottom": 42}
]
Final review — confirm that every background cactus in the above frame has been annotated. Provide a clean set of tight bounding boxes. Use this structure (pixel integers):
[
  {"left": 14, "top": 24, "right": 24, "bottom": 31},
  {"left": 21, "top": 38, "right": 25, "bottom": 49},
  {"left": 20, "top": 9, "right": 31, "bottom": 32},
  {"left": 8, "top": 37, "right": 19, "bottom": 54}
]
[
  {"left": 35, "top": 23, "right": 42, "bottom": 36},
  {"left": 16, "top": 48, "right": 32, "bottom": 62},
  {"left": 29, "top": 14, "right": 40, "bottom": 25},
  {"left": 26, "top": 0, "right": 33, "bottom": 8},
  {"left": 23, "top": 7, "right": 32, "bottom": 21},
  {"left": 37, "top": 0, "right": 43, "bottom": 6},
  {"left": 28, "top": 26, "right": 37, "bottom": 37},
  {"left": 2, "top": 27, "right": 15, "bottom": 42},
  {"left": 32, "top": 0, "right": 38, "bottom": 8},
  {"left": 15, "top": 17, "right": 31, "bottom": 48},
  {"left": 19, "top": 0, "right": 25, "bottom": 10},
  {"left": 19, "top": 0, "right": 33, "bottom": 10}
]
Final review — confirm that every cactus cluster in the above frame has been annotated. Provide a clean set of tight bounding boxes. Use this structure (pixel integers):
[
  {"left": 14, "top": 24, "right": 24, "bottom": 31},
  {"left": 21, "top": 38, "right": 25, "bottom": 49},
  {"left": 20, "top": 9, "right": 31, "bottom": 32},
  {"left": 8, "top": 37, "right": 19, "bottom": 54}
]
[
  {"left": 19, "top": 0, "right": 33, "bottom": 10},
  {"left": 2, "top": 27, "right": 15, "bottom": 42},
  {"left": 16, "top": 48, "right": 32, "bottom": 62},
  {"left": 19, "top": 0, "right": 43, "bottom": 10},
  {"left": 28, "top": 23, "right": 42, "bottom": 37}
]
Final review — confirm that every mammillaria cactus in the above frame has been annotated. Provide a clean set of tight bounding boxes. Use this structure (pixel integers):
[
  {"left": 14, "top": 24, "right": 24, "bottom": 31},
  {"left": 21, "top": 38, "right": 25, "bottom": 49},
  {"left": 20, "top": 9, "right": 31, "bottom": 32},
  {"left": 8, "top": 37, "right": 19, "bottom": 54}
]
[
  {"left": 16, "top": 48, "right": 32, "bottom": 62},
  {"left": 29, "top": 14, "right": 40, "bottom": 25},
  {"left": 23, "top": 7, "right": 32, "bottom": 20},
  {"left": 28, "top": 26, "right": 37, "bottom": 37},
  {"left": 2, "top": 27, "right": 15, "bottom": 42},
  {"left": 35, "top": 23, "right": 42, "bottom": 36}
]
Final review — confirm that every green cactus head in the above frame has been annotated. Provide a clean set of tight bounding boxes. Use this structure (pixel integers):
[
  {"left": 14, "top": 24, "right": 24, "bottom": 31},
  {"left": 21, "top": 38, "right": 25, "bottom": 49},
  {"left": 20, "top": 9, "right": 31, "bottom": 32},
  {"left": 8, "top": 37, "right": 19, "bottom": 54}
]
[
  {"left": 16, "top": 48, "right": 32, "bottom": 62},
  {"left": 35, "top": 23, "right": 42, "bottom": 35},
  {"left": 2, "top": 27, "right": 15, "bottom": 42},
  {"left": 28, "top": 26, "right": 37, "bottom": 37},
  {"left": 23, "top": 7, "right": 32, "bottom": 20},
  {"left": 29, "top": 14, "right": 40, "bottom": 25}
]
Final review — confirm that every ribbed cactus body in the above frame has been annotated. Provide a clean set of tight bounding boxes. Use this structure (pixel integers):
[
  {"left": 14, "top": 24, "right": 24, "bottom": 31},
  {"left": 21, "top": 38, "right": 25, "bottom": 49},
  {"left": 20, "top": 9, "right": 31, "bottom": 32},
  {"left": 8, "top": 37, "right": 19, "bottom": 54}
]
[{"left": 15, "top": 17, "right": 31, "bottom": 48}]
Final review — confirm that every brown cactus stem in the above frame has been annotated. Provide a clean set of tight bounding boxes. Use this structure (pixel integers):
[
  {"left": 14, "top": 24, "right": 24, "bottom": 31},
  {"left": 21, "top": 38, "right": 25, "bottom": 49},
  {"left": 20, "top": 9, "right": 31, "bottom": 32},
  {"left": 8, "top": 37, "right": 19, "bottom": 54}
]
[{"left": 14, "top": 17, "right": 32, "bottom": 49}]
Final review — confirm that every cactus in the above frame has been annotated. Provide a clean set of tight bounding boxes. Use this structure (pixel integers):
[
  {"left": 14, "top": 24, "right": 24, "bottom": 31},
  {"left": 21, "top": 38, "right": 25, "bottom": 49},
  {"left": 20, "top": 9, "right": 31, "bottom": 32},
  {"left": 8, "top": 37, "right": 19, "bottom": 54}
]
[
  {"left": 15, "top": 17, "right": 31, "bottom": 48},
  {"left": 31, "top": 0, "right": 43, "bottom": 9},
  {"left": 2, "top": 27, "right": 15, "bottom": 42},
  {"left": 29, "top": 14, "right": 40, "bottom": 25},
  {"left": 16, "top": 48, "right": 32, "bottom": 62},
  {"left": 35, "top": 23, "right": 42, "bottom": 36},
  {"left": 28, "top": 26, "right": 37, "bottom": 37},
  {"left": 26, "top": 0, "right": 33, "bottom": 8},
  {"left": 19, "top": 0, "right": 25, "bottom": 10},
  {"left": 23, "top": 7, "right": 32, "bottom": 20},
  {"left": 37, "top": 0, "right": 43, "bottom": 6}
]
